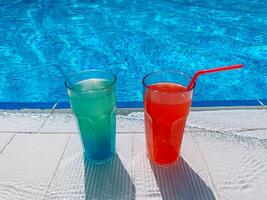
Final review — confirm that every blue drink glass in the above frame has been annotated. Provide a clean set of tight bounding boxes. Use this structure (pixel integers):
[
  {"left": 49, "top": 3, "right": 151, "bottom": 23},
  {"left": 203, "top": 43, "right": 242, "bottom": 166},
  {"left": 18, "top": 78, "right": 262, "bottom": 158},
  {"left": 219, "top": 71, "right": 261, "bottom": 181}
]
[{"left": 65, "top": 70, "right": 116, "bottom": 164}]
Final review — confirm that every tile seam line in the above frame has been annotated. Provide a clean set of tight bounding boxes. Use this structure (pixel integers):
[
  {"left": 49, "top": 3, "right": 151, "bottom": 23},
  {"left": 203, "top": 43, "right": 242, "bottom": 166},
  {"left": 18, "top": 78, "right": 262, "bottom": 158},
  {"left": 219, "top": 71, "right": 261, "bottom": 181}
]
[
  {"left": 0, "top": 134, "right": 16, "bottom": 154},
  {"left": 187, "top": 124, "right": 267, "bottom": 141},
  {"left": 187, "top": 124, "right": 267, "bottom": 134},
  {"left": 130, "top": 134, "right": 133, "bottom": 200},
  {"left": 0, "top": 106, "right": 264, "bottom": 112},
  {"left": 37, "top": 103, "right": 57, "bottom": 134},
  {"left": 190, "top": 133, "right": 220, "bottom": 200},
  {"left": 0, "top": 100, "right": 265, "bottom": 110},
  {"left": 0, "top": 131, "right": 145, "bottom": 134},
  {"left": 0, "top": 131, "right": 70, "bottom": 134},
  {"left": 43, "top": 134, "right": 72, "bottom": 200}
]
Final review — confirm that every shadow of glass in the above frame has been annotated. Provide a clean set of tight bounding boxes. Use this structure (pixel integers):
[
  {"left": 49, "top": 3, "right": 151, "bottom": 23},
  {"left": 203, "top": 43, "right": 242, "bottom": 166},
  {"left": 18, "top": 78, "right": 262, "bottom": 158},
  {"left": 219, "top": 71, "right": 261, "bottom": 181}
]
[
  {"left": 84, "top": 154, "right": 135, "bottom": 200},
  {"left": 150, "top": 157, "right": 216, "bottom": 200}
]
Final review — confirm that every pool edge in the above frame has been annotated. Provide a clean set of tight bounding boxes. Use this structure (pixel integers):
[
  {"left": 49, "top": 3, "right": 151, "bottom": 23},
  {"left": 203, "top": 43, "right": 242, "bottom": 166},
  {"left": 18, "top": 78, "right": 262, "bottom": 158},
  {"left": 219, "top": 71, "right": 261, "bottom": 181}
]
[{"left": 0, "top": 100, "right": 265, "bottom": 111}]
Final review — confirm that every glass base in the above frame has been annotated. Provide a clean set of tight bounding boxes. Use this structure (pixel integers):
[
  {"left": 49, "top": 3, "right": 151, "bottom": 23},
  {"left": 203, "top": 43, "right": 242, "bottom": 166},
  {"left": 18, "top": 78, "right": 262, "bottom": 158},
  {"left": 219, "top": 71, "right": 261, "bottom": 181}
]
[
  {"left": 147, "top": 153, "right": 180, "bottom": 167},
  {"left": 84, "top": 151, "right": 115, "bottom": 165}
]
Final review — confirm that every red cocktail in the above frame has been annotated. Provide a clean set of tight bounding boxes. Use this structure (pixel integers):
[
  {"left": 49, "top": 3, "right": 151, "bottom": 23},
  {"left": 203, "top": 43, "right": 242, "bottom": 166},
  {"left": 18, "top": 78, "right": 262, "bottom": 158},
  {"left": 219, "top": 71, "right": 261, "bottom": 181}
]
[{"left": 143, "top": 71, "right": 194, "bottom": 166}]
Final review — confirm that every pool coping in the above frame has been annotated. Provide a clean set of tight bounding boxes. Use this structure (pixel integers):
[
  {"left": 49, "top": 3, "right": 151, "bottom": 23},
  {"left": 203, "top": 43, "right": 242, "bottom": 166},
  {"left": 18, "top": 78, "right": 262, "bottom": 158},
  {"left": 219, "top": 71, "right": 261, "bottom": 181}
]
[
  {"left": 0, "top": 107, "right": 266, "bottom": 199},
  {"left": 0, "top": 99, "right": 266, "bottom": 110}
]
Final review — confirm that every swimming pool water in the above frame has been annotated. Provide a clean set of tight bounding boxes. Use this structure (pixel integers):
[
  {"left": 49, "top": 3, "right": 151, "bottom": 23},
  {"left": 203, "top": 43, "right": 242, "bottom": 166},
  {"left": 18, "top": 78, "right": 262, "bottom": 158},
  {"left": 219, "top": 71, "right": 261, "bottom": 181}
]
[{"left": 0, "top": 0, "right": 266, "bottom": 103}]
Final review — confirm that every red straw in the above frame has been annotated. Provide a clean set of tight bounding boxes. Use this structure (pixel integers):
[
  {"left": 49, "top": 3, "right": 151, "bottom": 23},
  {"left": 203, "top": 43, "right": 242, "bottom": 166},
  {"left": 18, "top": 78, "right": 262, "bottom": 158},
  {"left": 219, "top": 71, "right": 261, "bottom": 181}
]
[{"left": 186, "top": 64, "right": 243, "bottom": 90}]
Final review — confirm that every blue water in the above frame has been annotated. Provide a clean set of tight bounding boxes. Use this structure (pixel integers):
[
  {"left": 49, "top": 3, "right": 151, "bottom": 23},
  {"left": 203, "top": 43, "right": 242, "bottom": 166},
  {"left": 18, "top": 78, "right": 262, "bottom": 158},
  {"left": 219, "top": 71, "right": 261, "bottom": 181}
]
[{"left": 0, "top": 0, "right": 266, "bottom": 103}]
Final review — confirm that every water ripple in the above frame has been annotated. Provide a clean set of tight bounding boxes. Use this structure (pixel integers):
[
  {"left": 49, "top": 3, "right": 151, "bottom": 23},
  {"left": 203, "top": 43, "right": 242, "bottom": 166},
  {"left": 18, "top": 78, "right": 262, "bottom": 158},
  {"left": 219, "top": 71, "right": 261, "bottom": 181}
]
[{"left": 0, "top": 0, "right": 266, "bottom": 102}]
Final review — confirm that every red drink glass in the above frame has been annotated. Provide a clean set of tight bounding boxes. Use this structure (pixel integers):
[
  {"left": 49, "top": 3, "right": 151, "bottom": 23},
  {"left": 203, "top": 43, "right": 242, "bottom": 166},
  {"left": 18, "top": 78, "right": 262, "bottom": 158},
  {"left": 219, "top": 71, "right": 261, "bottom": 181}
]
[{"left": 143, "top": 71, "right": 195, "bottom": 166}]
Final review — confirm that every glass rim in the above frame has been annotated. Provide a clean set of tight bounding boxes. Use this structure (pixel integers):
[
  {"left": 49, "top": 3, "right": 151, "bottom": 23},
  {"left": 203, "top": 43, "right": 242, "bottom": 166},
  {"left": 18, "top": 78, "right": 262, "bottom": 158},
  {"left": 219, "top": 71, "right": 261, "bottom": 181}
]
[
  {"left": 142, "top": 70, "right": 196, "bottom": 93},
  {"left": 65, "top": 69, "right": 116, "bottom": 92}
]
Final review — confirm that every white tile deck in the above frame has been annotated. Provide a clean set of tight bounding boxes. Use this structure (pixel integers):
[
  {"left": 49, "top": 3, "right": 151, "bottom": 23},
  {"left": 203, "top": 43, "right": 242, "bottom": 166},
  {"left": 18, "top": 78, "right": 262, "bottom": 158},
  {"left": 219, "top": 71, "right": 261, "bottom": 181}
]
[
  {"left": 132, "top": 133, "right": 217, "bottom": 200},
  {"left": 46, "top": 134, "right": 133, "bottom": 200},
  {"left": 187, "top": 109, "right": 267, "bottom": 133},
  {"left": 0, "top": 111, "right": 51, "bottom": 133},
  {"left": 39, "top": 113, "right": 78, "bottom": 134},
  {"left": 0, "top": 108, "right": 266, "bottom": 200},
  {"left": 39, "top": 111, "right": 145, "bottom": 133},
  {"left": 190, "top": 129, "right": 267, "bottom": 200},
  {"left": 0, "top": 133, "right": 15, "bottom": 152},
  {"left": 0, "top": 134, "right": 70, "bottom": 200}
]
